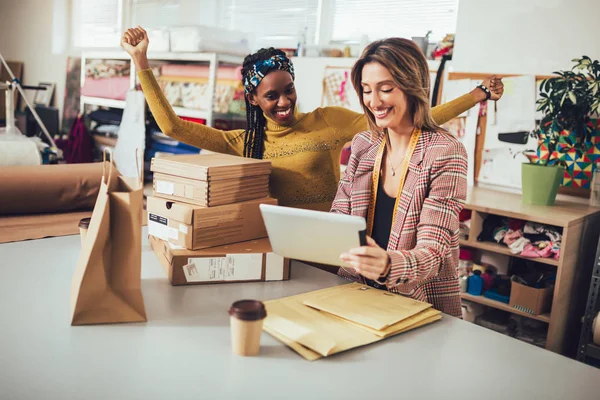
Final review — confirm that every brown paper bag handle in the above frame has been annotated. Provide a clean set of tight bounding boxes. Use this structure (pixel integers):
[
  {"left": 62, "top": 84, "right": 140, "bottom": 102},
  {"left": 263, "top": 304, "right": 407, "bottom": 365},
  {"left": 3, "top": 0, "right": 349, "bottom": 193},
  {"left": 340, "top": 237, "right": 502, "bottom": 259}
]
[
  {"left": 135, "top": 148, "right": 144, "bottom": 186},
  {"left": 102, "top": 148, "right": 114, "bottom": 185}
]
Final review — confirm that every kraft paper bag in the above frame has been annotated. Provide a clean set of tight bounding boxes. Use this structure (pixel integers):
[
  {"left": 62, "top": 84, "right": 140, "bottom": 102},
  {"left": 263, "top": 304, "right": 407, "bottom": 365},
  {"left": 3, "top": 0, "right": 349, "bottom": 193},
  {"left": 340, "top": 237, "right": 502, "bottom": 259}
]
[{"left": 70, "top": 151, "right": 147, "bottom": 325}]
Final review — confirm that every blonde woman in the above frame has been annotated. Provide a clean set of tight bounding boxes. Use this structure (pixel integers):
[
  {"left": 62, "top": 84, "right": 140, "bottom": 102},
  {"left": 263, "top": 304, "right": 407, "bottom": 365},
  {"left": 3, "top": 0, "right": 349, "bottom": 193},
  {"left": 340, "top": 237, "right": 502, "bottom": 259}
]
[{"left": 336, "top": 38, "right": 467, "bottom": 316}]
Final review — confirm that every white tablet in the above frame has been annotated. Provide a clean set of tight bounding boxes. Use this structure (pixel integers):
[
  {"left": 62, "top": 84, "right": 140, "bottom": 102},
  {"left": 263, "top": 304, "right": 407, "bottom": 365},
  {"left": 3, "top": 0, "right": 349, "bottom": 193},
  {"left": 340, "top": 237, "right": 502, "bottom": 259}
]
[{"left": 259, "top": 204, "right": 367, "bottom": 267}]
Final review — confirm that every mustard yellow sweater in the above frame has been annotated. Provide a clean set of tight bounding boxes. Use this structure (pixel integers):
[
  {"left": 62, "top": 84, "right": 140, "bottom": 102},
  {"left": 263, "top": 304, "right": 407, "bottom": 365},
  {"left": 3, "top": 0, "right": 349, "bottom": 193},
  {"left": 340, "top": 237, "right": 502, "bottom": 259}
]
[{"left": 138, "top": 69, "right": 478, "bottom": 211}]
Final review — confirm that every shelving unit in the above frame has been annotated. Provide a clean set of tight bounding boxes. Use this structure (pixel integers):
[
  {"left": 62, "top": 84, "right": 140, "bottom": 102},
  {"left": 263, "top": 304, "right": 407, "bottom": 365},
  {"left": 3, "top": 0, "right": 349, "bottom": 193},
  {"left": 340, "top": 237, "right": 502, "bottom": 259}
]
[
  {"left": 459, "top": 187, "right": 600, "bottom": 356},
  {"left": 459, "top": 239, "right": 559, "bottom": 267},
  {"left": 80, "top": 50, "right": 245, "bottom": 127},
  {"left": 460, "top": 293, "right": 551, "bottom": 323},
  {"left": 577, "top": 236, "right": 600, "bottom": 364}
]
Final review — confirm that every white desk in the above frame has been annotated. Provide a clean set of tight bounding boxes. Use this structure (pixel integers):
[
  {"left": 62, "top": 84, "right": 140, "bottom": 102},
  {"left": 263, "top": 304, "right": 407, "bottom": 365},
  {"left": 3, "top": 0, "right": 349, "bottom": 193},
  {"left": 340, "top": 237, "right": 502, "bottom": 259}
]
[{"left": 1, "top": 230, "right": 600, "bottom": 400}]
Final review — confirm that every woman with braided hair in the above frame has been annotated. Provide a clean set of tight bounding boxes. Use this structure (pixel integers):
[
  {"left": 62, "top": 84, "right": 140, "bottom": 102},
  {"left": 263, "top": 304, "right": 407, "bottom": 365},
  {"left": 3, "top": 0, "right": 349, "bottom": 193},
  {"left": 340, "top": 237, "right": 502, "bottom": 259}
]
[{"left": 121, "top": 26, "right": 504, "bottom": 211}]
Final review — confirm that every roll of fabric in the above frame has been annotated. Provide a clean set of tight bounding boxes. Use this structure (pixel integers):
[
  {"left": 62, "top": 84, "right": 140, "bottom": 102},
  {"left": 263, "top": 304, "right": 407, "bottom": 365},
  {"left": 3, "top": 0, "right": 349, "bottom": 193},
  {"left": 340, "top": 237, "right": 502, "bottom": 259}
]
[
  {"left": 161, "top": 64, "right": 242, "bottom": 80},
  {"left": 593, "top": 311, "right": 600, "bottom": 345},
  {"left": 0, "top": 162, "right": 111, "bottom": 215},
  {"left": 0, "top": 138, "right": 41, "bottom": 166}
]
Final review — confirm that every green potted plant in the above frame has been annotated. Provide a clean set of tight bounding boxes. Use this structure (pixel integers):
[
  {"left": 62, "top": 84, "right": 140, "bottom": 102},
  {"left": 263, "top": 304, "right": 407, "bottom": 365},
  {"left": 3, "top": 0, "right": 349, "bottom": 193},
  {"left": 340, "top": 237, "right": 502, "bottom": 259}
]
[{"left": 522, "top": 55, "right": 600, "bottom": 205}]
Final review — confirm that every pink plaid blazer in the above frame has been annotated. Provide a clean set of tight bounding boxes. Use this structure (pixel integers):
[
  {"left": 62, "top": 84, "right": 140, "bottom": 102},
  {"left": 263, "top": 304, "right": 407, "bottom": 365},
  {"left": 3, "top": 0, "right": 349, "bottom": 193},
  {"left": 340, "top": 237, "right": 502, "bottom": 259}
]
[{"left": 331, "top": 130, "right": 468, "bottom": 317}]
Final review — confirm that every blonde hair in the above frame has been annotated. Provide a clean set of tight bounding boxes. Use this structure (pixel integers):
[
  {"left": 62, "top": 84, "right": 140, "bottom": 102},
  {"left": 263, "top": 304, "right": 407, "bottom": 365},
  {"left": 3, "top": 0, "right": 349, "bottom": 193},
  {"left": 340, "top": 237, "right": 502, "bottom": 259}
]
[{"left": 351, "top": 38, "right": 442, "bottom": 135}]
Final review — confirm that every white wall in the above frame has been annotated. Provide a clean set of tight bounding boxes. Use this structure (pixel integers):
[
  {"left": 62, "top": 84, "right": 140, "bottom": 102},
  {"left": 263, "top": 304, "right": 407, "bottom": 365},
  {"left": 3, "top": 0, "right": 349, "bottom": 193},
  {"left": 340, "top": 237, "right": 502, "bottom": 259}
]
[
  {"left": 0, "top": 0, "right": 70, "bottom": 130},
  {"left": 2, "top": 0, "right": 600, "bottom": 127},
  {"left": 292, "top": 57, "right": 358, "bottom": 113},
  {"left": 452, "top": 0, "right": 600, "bottom": 75}
]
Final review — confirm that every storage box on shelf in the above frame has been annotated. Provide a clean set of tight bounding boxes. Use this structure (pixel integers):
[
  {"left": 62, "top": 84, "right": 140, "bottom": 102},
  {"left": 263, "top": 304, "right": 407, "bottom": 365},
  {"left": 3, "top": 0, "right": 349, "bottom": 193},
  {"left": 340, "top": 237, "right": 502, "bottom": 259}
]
[
  {"left": 80, "top": 51, "right": 244, "bottom": 120},
  {"left": 458, "top": 187, "right": 600, "bottom": 355},
  {"left": 79, "top": 50, "right": 246, "bottom": 159}
]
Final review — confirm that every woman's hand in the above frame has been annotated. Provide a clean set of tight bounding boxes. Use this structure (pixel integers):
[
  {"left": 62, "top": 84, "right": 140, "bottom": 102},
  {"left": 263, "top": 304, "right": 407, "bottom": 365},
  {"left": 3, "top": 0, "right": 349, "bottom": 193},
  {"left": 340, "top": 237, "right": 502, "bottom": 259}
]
[
  {"left": 472, "top": 75, "right": 504, "bottom": 102},
  {"left": 340, "top": 236, "right": 390, "bottom": 281},
  {"left": 121, "top": 26, "right": 150, "bottom": 70}
]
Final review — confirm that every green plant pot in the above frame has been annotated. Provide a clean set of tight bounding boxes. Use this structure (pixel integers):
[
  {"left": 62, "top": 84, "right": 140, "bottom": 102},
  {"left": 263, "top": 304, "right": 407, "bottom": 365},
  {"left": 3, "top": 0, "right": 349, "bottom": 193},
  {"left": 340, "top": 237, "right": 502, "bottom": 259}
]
[{"left": 521, "top": 163, "right": 565, "bottom": 206}]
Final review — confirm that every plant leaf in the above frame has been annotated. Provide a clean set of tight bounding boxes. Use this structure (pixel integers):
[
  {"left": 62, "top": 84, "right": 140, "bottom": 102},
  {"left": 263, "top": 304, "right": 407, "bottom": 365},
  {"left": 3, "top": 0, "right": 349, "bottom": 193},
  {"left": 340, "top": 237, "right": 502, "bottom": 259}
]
[{"left": 568, "top": 91, "right": 577, "bottom": 104}]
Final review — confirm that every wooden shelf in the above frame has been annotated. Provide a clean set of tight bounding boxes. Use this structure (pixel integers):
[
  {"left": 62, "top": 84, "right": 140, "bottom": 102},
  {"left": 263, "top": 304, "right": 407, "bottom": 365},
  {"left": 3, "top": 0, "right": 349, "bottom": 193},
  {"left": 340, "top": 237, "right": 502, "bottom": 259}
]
[
  {"left": 464, "top": 186, "right": 600, "bottom": 227},
  {"left": 173, "top": 108, "right": 245, "bottom": 122},
  {"left": 461, "top": 293, "right": 551, "bottom": 323},
  {"left": 81, "top": 96, "right": 126, "bottom": 109},
  {"left": 147, "top": 52, "right": 243, "bottom": 64},
  {"left": 172, "top": 107, "right": 209, "bottom": 119},
  {"left": 459, "top": 239, "right": 559, "bottom": 266}
]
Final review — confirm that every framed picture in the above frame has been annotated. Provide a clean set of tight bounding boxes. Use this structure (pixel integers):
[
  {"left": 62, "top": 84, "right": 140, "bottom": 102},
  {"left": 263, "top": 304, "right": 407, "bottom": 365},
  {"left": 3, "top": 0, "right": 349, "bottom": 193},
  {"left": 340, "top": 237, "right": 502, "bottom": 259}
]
[
  {"left": 34, "top": 82, "right": 55, "bottom": 106},
  {"left": 321, "top": 66, "right": 362, "bottom": 112}
]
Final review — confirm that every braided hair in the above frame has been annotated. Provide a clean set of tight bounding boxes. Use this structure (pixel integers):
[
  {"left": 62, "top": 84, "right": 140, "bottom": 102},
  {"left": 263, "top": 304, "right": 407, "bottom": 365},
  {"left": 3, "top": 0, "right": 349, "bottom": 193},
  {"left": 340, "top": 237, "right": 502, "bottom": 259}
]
[{"left": 241, "top": 48, "right": 290, "bottom": 159}]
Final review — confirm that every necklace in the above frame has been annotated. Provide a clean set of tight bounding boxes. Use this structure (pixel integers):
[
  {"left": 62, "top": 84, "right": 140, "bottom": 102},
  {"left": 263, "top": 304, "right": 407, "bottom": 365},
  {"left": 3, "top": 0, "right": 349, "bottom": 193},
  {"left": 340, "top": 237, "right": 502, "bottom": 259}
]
[{"left": 385, "top": 140, "right": 404, "bottom": 176}]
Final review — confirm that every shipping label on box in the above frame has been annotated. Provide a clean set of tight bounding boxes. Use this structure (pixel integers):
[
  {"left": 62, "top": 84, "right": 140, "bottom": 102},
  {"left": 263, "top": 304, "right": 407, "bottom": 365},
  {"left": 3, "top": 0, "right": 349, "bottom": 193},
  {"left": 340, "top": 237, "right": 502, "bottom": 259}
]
[
  {"left": 149, "top": 235, "right": 291, "bottom": 285},
  {"left": 148, "top": 213, "right": 179, "bottom": 241},
  {"left": 182, "top": 254, "right": 263, "bottom": 283}
]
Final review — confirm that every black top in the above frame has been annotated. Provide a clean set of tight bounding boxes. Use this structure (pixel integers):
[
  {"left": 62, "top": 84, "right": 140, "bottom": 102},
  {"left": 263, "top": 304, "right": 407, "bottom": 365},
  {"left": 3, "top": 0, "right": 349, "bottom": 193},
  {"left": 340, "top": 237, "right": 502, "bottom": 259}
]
[
  {"left": 365, "top": 179, "right": 396, "bottom": 289},
  {"left": 371, "top": 178, "right": 396, "bottom": 251}
]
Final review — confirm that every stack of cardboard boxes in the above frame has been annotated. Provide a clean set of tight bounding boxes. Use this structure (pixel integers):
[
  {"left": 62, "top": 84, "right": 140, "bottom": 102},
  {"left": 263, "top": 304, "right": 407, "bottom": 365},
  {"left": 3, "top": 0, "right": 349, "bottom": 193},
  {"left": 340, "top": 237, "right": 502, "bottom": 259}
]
[{"left": 147, "top": 153, "right": 290, "bottom": 285}]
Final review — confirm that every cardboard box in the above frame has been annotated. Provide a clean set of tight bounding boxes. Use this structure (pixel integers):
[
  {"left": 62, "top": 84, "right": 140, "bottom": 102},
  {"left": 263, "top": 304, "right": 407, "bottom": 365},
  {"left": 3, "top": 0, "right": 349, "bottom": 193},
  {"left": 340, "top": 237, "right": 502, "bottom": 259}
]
[
  {"left": 147, "top": 195, "right": 277, "bottom": 250},
  {"left": 150, "top": 153, "right": 271, "bottom": 181},
  {"left": 149, "top": 235, "right": 291, "bottom": 285},
  {"left": 509, "top": 280, "right": 554, "bottom": 316},
  {"left": 153, "top": 172, "right": 269, "bottom": 207}
]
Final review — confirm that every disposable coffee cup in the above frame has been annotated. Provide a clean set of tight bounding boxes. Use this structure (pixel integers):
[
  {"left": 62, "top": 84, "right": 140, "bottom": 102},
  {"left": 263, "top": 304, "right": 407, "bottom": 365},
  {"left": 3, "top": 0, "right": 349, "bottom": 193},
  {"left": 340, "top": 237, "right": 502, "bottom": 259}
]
[
  {"left": 78, "top": 218, "right": 91, "bottom": 246},
  {"left": 228, "top": 300, "right": 267, "bottom": 356}
]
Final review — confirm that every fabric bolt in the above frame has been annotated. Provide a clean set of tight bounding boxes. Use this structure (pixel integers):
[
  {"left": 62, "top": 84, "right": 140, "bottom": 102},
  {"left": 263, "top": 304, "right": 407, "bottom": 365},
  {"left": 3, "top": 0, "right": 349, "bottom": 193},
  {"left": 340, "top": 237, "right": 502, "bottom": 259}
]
[
  {"left": 503, "top": 229, "right": 523, "bottom": 246},
  {"left": 509, "top": 237, "right": 530, "bottom": 254}
]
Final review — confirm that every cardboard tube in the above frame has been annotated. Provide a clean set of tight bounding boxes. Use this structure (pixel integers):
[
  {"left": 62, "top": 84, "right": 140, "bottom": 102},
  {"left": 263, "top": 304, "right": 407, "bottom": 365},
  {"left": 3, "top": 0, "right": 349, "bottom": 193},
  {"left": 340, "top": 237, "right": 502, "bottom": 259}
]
[
  {"left": 593, "top": 312, "right": 600, "bottom": 346},
  {"left": 0, "top": 162, "right": 111, "bottom": 215}
]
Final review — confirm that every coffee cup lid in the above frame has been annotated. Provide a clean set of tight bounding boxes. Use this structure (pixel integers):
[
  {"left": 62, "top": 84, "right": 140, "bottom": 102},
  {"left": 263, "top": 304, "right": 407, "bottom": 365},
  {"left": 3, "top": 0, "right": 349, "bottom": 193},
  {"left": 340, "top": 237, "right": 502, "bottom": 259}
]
[
  {"left": 228, "top": 300, "right": 267, "bottom": 321},
  {"left": 78, "top": 217, "right": 91, "bottom": 229}
]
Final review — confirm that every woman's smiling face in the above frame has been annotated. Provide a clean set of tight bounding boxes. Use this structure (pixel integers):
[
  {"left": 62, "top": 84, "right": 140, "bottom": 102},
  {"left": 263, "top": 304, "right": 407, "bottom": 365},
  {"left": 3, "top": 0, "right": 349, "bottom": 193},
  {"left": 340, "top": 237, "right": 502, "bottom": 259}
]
[{"left": 247, "top": 70, "right": 297, "bottom": 126}]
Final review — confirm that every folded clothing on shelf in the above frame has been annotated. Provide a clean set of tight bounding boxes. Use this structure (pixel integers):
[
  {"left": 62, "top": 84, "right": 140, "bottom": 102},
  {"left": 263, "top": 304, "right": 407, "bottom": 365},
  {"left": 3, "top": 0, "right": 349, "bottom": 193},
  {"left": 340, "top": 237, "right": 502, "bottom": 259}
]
[
  {"left": 86, "top": 59, "right": 130, "bottom": 79},
  {"left": 158, "top": 79, "right": 243, "bottom": 114},
  {"left": 161, "top": 64, "right": 243, "bottom": 80},
  {"left": 477, "top": 215, "right": 561, "bottom": 260},
  {"left": 81, "top": 76, "right": 130, "bottom": 101}
]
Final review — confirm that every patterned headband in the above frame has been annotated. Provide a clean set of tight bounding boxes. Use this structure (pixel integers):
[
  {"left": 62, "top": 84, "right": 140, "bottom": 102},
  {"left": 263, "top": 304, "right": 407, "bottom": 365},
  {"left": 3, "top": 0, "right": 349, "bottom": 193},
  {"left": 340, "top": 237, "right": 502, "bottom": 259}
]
[{"left": 243, "top": 54, "right": 295, "bottom": 94}]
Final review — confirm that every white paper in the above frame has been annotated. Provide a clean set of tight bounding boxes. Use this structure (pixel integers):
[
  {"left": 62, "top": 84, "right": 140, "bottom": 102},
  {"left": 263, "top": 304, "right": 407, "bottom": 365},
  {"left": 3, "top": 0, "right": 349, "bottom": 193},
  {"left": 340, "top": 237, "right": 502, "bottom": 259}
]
[
  {"left": 442, "top": 79, "right": 473, "bottom": 118},
  {"left": 168, "top": 242, "right": 186, "bottom": 250},
  {"left": 479, "top": 75, "right": 538, "bottom": 190},
  {"left": 486, "top": 75, "right": 537, "bottom": 147},
  {"left": 179, "top": 224, "right": 189, "bottom": 234},
  {"left": 148, "top": 213, "right": 179, "bottom": 241},
  {"left": 183, "top": 253, "right": 263, "bottom": 282},
  {"left": 114, "top": 90, "right": 145, "bottom": 179},
  {"left": 265, "top": 252, "right": 285, "bottom": 281},
  {"left": 156, "top": 180, "right": 175, "bottom": 195},
  {"left": 478, "top": 147, "right": 530, "bottom": 189}
]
